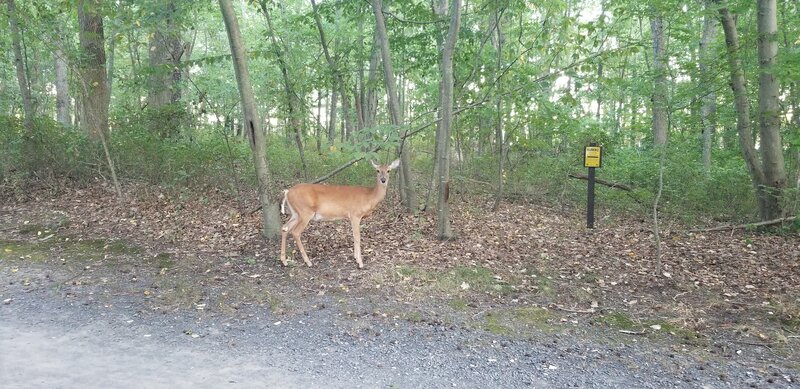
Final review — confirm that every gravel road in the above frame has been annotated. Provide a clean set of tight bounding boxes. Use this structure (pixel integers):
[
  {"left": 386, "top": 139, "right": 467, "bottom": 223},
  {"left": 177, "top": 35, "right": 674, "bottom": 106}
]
[{"left": 2, "top": 280, "right": 795, "bottom": 389}]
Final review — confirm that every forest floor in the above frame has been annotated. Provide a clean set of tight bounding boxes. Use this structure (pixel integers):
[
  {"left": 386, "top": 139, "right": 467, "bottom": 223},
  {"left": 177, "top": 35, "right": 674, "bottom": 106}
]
[{"left": 1, "top": 184, "right": 799, "bottom": 387}]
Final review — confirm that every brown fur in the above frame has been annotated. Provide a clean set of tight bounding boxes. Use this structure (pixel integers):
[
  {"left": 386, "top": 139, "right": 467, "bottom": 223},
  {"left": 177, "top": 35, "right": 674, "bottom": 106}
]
[{"left": 279, "top": 159, "right": 399, "bottom": 268}]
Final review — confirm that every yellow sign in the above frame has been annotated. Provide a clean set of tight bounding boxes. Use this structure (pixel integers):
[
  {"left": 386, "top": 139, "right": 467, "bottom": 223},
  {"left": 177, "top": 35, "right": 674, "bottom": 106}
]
[{"left": 584, "top": 146, "right": 602, "bottom": 168}]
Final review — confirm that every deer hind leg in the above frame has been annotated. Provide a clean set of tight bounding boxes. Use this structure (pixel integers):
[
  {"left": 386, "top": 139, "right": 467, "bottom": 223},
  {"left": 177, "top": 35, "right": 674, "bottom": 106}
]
[
  {"left": 290, "top": 213, "right": 314, "bottom": 267},
  {"left": 280, "top": 205, "right": 300, "bottom": 266},
  {"left": 350, "top": 216, "right": 364, "bottom": 269}
]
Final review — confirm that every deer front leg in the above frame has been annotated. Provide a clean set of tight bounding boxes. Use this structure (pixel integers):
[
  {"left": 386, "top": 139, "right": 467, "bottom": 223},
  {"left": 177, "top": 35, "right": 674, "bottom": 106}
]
[{"left": 350, "top": 216, "right": 364, "bottom": 269}]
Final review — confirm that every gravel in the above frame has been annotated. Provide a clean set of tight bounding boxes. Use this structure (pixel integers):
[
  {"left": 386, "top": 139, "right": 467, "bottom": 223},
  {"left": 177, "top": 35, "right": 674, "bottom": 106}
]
[{"left": 2, "top": 280, "right": 796, "bottom": 389}]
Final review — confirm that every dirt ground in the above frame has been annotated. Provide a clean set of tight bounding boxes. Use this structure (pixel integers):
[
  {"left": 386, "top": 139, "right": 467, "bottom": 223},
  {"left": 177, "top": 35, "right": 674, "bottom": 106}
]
[{"left": 1, "top": 186, "right": 798, "bottom": 387}]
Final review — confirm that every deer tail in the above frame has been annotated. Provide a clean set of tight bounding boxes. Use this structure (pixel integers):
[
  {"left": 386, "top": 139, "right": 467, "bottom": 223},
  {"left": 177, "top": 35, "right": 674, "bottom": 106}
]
[{"left": 281, "top": 189, "right": 289, "bottom": 215}]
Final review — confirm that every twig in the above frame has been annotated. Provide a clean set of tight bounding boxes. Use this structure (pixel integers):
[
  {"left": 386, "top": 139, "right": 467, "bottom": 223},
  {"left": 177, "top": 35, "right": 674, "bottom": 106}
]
[
  {"left": 672, "top": 291, "right": 688, "bottom": 301},
  {"left": 689, "top": 216, "right": 796, "bottom": 233},
  {"left": 731, "top": 340, "right": 773, "bottom": 348},
  {"left": 567, "top": 173, "right": 633, "bottom": 191},
  {"left": 553, "top": 305, "right": 596, "bottom": 314},
  {"left": 619, "top": 329, "right": 647, "bottom": 335}
]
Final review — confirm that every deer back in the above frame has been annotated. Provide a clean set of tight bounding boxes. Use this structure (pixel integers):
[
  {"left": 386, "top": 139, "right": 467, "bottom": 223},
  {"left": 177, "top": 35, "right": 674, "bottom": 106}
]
[{"left": 287, "top": 183, "right": 387, "bottom": 220}]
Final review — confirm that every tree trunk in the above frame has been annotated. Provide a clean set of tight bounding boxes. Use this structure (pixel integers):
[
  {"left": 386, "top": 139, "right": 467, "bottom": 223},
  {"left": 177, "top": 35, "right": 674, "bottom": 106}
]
[
  {"left": 491, "top": 9, "right": 505, "bottom": 212},
  {"left": 147, "top": 2, "right": 184, "bottom": 109},
  {"left": 106, "top": 23, "right": 115, "bottom": 111},
  {"left": 316, "top": 92, "right": 322, "bottom": 153},
  {"left": 650, "top": 13, "right": 668, "bottom": 146},
  {"left": 340, "top": 92, "right": 352, "bottom": 142},
  {"left": 7, "top": 0, "right": 35, "bottom": 131},
  {"left": 311, "top": 0, "right": 351, "bottom": 147},
  {"left": 259, "top": 1, "right": 308, "bottom": 179},
  {"left": 77, "top": 0, "right": 110, "bottom": 141},
  {"left": 219, "top": 0, "right": 281, "bottom": 240},
  {"left": 364, "top": 33, "right": 381, "bottom": 130},
  {"left": 433, "top": 0, "right": 461, "bottom": 240},
  {"left": 147, "top": 1, "right": 184, "bottom": 137},
  {"left": 54, "top": 46, "right": 71, "bottom": 126},
  {"left": 755, "top": 0, "right": 787, "bottom": 220},
  {"left": 719, "top": 6, "right": 772, "bottom": 220},
  {"left": 699, "top": 4, "right": 717, "bottom": 175},
  {"left": 372, "top": 0, "right": 417, "bottom": 212},
  {"left": 328, "top": 89, "right": 338, "bottom": 144}
]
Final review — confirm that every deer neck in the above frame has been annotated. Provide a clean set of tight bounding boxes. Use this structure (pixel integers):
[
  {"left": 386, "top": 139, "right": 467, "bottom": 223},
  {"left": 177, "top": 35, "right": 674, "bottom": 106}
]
[{"left": 370, "top": 181, "right": 388, "bottom": 202}]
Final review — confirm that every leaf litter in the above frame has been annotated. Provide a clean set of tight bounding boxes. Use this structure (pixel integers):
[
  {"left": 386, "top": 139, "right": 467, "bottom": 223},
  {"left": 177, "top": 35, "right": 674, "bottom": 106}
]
[{"left": 1, "top": 184, "right": 798, "bottom": 368}]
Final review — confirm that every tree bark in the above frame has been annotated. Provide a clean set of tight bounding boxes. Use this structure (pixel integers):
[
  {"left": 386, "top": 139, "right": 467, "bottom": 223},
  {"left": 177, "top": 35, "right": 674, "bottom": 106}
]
[
  {"left": 491, "top": 9, "right": 505, "bottom": 212},
  {"left": 719, "top": 5, "right": 783, "bottom": 222},
  {"left": 54, "top": 46, "right": 71, "bottom": 126},
  {"left": 219, "top": 0, "right": 281, "bottom": 240},
  {"left": 328, "top": 89, "right": 338, "bottom": 144},
  {"left": 372, "top": 0, "right": 417, "bottom": 212},
  {"left": 7, "top": 0, "right": 35, "bottom": 131},
  {"left": 755, "top": 0, "right": 787, "bottom": 220},
  {"left": 364, "top": 33, "right": 381, "bottom": 130},
  {"left": 699, "top": 3, "right": 717, "bottom": 175},
  {"left": 77, "top": 0, "right": 110, "bottom": 141},
  {"left": 650, "top": 13, "right": 668, "bottom": 146},
  {"left": 259, "top": 1, "right": 308, "bottom": 179},
  {"left": 433, "top": 0, "right": 461, "bottom": 240},
  {"left": 147, "top": 1, "right": 184, "bottom": 109},
  {"left": 310, "top": 0, "right": 351, "bottom": 146}
]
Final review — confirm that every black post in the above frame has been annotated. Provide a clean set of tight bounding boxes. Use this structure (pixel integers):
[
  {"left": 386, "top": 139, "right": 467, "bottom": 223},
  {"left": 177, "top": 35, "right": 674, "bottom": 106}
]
[
  {"left": 586, "top": 142, "right": 597, "bottom": 229},
  {"left": 587, "top": 166, "right": 596, "bottom": 229}
]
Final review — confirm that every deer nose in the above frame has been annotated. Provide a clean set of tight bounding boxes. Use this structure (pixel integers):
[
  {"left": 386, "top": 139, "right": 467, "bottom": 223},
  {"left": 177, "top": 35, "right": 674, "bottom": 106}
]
[{"left": 380, "top": 177, "right": 387, "bottom": 183}]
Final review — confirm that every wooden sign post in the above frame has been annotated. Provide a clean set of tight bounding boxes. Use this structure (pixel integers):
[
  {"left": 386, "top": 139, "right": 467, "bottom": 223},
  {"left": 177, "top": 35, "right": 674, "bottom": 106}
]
[{"left": 583, "top": 143, "right": 602, "bottom": 229}]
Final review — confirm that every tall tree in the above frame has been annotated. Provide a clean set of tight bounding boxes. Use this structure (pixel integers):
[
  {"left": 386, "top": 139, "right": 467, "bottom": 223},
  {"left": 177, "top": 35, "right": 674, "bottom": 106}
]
[
  {"left": 147, "top": 1, "right": 185, "bottom": 108},
  {"left": 219, "top": 0, "right": 281, "bottom": 239},
  {"left": 718, "top": 2, "right": 787, "bottom": 221},
  {"left": 371, "top": 0, "right": 417, "bottom": 212},
  {"left": 754, "top": 0, "right": 787, "bottom": 219},
  {"left": 699, "top": 2, "right": 717, "bottom": 175},
  {"left": 77, "top": 0, "right": 109, "bottom": 140},
  {"left": 310, "top": 0, "right": 353, "bottom": 145},
  {"left": 7, "top": 0, "right": 35, "bottom": 131},
  {"left": 491, "top": 8, "right": 506, "bottom": 212},
  {"left": 650, "top": 11, "right": 668, "bottom": 146},
  {"left": 54, "top": 45, "right": 71, "bottom": 126},
  {"left": 433, "top": 0, "right": 461, "bottom": 240},
  {"left": 258, "top": 0, "right": 308, "bottom": 179}
]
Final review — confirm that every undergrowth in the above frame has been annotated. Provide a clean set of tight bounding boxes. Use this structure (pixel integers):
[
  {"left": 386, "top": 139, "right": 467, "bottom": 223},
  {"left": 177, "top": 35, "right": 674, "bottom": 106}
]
[{"left": 1, "top": 115, "right": 788, "bottom": 224}]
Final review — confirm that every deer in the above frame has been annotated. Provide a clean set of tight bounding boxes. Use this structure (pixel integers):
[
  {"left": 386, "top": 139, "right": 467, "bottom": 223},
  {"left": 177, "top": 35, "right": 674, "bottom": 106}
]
[{"left": 280, "top": 159, "right": 400, "bottom": 269}]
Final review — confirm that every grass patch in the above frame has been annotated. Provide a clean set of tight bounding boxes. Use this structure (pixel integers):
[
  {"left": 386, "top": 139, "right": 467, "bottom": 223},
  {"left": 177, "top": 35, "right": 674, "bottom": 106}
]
[
  {"left": 598, "top": 311, "right": 636, "bottom": 329},
  {"left": 596, "top": 311, "right": 704, "bottom": 344},
  {"left": 1, "top": 240, "right": 51, "bottom": 262},
  {"left": 153, "top": 253, "right": 175, "bottom": 269},
  {"left": 214, "top": 286, "right": 283, "bottom": 314},
  {"left": 1, "top": 236, "right": 145, "bottom": 263},
  {"left": 484, "top": 314, "right": 513, "bottom": 336},
  {"left": 481, "top": 307, "right": 555, "bottom": 336},
  {"left": 437, "top": 266, "right": 514, "bottom": 296},
  {"left": 449, "top": 298, "right": 470, "bottom": 311},
  {"left": 18, "top": 223, "right": 52, "bottom": 235},
  {"left": 152, "top": 277, "right": 204, "bottom": 309},
  {"left": 66, "top": 239, "right": 142, "bottom": 257}
]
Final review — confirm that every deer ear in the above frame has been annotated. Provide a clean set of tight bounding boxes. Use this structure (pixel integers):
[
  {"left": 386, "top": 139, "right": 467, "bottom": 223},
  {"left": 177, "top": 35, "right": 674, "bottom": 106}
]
[
  {"left": 370, "top": 160, "right": 380, "bottom": 169},
  {"left": 388, "top": 159, "right": 400, "bottom": 170}
]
